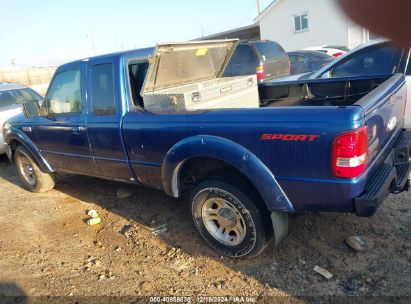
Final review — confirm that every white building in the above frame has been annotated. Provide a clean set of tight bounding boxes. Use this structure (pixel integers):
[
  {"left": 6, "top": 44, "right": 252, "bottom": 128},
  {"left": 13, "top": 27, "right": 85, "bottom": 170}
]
[{"left": 255, "top": 0, "right": 376, "bottom": 51}]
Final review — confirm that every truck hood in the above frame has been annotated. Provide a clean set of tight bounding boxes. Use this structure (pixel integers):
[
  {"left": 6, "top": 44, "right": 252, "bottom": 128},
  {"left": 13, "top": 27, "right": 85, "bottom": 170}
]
[{"left": 142, "top": 39, "right": 239, "bottom": 93}]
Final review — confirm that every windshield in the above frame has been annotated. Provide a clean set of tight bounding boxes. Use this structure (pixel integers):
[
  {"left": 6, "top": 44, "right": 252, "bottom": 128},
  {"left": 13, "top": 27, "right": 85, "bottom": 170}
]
[{"left": 0, "top": 88, "right": 42, "bottom": 109}]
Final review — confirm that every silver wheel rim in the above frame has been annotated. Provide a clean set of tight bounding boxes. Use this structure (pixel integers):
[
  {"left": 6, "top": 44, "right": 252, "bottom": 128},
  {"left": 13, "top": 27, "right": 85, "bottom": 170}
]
[
  {"left": 201, "top": 197, "right": 247, "bottom": 246},
  {"left": 19, "top": 154, "right": 36, "bottom": 186}
]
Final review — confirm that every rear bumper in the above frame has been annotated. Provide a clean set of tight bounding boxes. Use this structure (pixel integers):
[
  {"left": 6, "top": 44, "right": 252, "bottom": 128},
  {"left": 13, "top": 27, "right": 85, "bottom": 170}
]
[{"left": 355, "top": 130, "right": 411, "bottom": 217}]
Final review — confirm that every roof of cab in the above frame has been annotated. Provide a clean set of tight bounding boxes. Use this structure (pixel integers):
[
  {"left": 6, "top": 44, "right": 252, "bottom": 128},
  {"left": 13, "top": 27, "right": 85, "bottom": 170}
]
[{"left": 58, "top": 47, "right": 155, "bottom": 70}]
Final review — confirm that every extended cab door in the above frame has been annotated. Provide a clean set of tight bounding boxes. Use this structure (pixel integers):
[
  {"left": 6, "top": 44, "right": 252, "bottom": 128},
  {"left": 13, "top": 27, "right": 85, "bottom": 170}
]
[
  {"left": 33, "top": 63, "right": 96, "bottom": 174},
  {"left": 86, "top": 58, "right": 136, "bottom": 181}
]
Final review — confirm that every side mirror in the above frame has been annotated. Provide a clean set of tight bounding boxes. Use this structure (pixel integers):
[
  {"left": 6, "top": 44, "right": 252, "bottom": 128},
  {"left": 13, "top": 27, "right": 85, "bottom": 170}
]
[{"left": 23, "top": 100, "right": 42, "bottom": 118}]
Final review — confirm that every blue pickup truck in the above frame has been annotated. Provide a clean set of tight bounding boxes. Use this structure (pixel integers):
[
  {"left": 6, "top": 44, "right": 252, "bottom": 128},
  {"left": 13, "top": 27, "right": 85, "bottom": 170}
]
[{"left": 2, "top": 40, "right": 411, "bottom": 258}]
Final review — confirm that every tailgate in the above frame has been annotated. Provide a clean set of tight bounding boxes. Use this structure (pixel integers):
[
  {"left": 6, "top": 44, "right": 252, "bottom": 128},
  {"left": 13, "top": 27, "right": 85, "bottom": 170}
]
[{"left": 356, "top": 73, "right": 407, "bottom": 170}]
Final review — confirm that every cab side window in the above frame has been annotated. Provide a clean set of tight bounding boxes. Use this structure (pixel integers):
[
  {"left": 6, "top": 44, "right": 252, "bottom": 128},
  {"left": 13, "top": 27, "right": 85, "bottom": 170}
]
[
  {"left": 91, "top": 63, "right": 115, "bottom": 115},
  {"left": 129, "top": 61, "right": 149, "bottom": 107},
  {"left": 46, "top": 70, "right": 82, "bottom": 114}
]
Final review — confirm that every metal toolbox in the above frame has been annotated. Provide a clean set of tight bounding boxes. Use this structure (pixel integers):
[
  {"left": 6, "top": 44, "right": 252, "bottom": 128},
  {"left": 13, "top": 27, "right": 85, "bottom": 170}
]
[
  {"left": 143, "top": 75, "right": 259, "bottom": 111},
  {"left": 141, "top": 40, "right": 260, "bottom": 112}
]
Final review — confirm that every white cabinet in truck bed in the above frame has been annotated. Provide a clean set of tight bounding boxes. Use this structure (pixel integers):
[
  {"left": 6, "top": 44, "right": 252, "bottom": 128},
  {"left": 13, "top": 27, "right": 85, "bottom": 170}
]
[
  {"left": 143, "top": 75, "right": 259, "bottom": 111},
  {"left": 141, "top": 40, "right": 259, "bottom": 112}
]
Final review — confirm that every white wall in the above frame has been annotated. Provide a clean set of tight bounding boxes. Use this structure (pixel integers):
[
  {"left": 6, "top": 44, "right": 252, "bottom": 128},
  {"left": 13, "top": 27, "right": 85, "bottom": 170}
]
[
  {"left": 347, "top": 23, "right": 365, "bottom": 49},
  {"left": 258, "top": 0, "right": 350, "bottom": 51},
  {"left": 347, "top": 20, "right": 373, "bottom": 49}
]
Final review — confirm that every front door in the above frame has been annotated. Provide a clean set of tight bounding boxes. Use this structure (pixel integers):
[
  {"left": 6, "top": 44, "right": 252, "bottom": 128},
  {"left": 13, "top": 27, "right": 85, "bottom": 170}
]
[{"left": 32, "top": 65, "right": 95, "bottom": 174}]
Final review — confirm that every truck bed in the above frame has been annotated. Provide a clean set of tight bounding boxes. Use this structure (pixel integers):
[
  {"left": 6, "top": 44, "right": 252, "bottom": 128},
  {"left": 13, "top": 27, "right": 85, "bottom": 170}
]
[
  {"left": 123, "top": 72, "right": 407, "bottom": 213},
  {"left": 258, "top": 75, "right": 391, "bottom": 107}
]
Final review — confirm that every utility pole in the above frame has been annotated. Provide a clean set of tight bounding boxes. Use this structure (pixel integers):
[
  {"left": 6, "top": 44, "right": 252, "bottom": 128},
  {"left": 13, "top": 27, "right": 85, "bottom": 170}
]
[
  {"left": 257, "top": 0, "right": 261, "bottom": 15},
  {"left": 86, "top": 27, "right": 96, "bottom": 55},
  {"left": 113, "top": 34, "right": 119, "bottom": 51}
]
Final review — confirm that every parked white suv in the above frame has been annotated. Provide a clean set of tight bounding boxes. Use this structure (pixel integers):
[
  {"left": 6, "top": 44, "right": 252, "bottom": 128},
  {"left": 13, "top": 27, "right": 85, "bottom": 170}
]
[{"left": 0, "top": 83, "right": 42, "bottom": 154}]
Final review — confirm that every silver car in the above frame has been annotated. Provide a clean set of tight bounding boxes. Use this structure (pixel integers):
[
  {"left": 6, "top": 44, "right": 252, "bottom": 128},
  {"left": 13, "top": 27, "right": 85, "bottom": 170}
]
[{"left": 0, "top": 83, "right": 43, "bottom": 154}]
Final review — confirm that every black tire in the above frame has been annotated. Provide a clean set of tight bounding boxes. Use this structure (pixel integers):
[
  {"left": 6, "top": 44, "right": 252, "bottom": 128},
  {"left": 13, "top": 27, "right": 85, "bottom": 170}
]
[
  {"left": 190, "top": 179, "right": 272, "bottom": 258},
  {"left": 14, "top": 145, "right": 55, "bottom": 193}
]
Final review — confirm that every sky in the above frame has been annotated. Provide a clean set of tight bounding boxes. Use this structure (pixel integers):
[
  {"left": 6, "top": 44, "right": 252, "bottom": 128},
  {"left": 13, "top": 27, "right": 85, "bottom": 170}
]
[{"left": 0, "top": 0, "right": 273, "bottom": 69}]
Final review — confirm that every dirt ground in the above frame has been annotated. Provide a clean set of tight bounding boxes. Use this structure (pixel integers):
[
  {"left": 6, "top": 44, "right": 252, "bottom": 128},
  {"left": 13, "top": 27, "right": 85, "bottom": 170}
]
[{"left": 0, "top": 154, "right": 410, "bottom": 303}]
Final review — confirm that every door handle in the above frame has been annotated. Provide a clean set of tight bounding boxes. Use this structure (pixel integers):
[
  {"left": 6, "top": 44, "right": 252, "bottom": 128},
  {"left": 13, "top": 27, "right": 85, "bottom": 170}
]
[{"left": 72, "top": 126, "right": 85, "bottom": 134}]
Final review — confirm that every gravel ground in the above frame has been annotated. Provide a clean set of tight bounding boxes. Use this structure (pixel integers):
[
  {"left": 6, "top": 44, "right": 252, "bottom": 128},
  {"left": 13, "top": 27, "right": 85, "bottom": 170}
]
[{"left": 0, "top": 154, "right": 409, "bottom": 303}]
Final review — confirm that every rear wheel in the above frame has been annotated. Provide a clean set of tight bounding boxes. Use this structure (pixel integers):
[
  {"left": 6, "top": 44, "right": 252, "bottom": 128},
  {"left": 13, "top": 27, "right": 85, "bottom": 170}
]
[
  {"left": 14, "top": 146, "right": 55, "bottom": 193},
  {"left": 190, "top": 179, "right": 272, "bottom": 258}
]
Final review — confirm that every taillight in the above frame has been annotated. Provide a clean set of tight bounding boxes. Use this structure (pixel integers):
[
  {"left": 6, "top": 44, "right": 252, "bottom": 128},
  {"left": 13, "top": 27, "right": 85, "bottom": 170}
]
[
  {"left": 256, "top": 63, "right": 264, "bottom": 82},
  {"left": 332, "top": 126, "right": 368, "bottom": 179},
  {"left": 332, "top": 52, "right": 344, "bottom": 57}
]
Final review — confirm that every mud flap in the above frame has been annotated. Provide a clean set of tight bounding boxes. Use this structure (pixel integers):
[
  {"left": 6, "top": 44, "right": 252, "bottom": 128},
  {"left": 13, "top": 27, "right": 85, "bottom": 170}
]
[{"left": 270, "top": 211, "right": 289, "bottom": 248}]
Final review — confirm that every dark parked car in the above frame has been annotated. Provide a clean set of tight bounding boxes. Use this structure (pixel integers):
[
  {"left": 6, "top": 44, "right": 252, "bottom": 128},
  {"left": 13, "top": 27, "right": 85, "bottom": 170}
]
[
  {"left": 223, "top": 40, "right": 290, "bottom": 83},
  {"left": 287, "top": 50, "right": 333, "bottom": 74}
]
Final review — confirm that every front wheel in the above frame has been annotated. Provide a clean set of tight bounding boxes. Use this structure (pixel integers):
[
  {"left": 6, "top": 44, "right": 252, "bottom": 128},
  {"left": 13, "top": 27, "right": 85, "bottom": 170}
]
[
  {"left": 190, "top": 179, "right": 272, "bottom": 258},
  {"left": 14, "top": 146, "right": 55, "bottom": 193}
]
